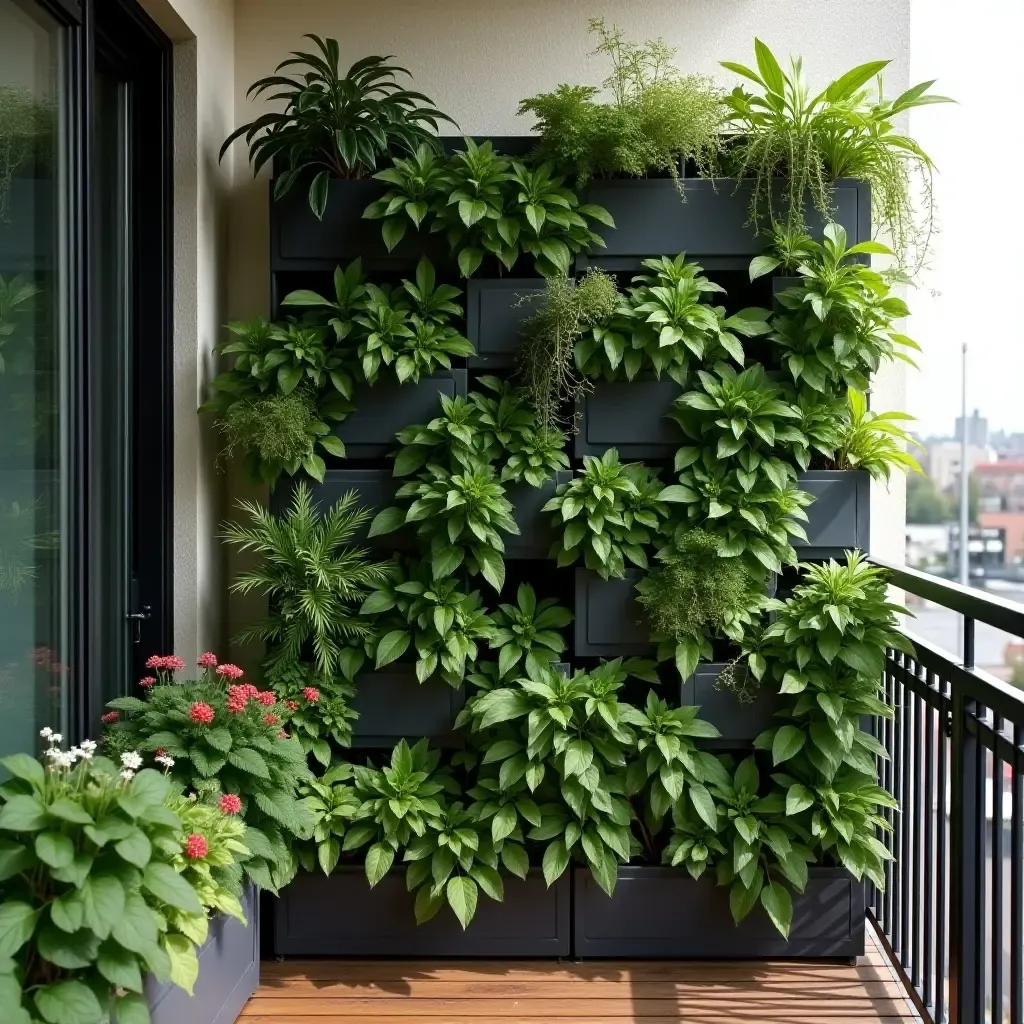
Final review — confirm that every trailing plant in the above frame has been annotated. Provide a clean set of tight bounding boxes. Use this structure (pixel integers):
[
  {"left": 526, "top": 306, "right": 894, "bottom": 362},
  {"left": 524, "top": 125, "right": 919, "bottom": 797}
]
[
  {"left": 518, "top": 270, "right": 620, "bottom": 432},
  {"left": 576, "top": 255, "right": 771, "bottom": 385},
  {"left": 832, "top": 387, "right": 921, "bottom": 482},
  {"left": 518, "top": 20, "right": 723, "bottom": 186},
  {"left": 222, "top": 36, "right": 455, "bottom": 218},
  {"left": 544, "top": 448, "right": 669, "bottom": 579},
  {"left": 103, "top": 654, "right": 313, "bottom": 893},
  {"left": 0, "top": 737, "right": 212, "bottom": 1024},
  {"left": 222, "top": 483, "right": 393, "bottom": 677},
  {"left": 720, "top": 39, "right": 951, "bottom": 270},
  {"left": 636, "top": 529, "right": 769, "bottom": 681},
  {"left": 489, "top": 584, "right": 573, "bottom": 680}
]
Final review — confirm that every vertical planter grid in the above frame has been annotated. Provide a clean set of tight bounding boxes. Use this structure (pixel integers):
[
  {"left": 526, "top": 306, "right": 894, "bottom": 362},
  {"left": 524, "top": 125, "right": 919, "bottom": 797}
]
[
  {"left": 466, "top": 278, "right": 545, "bottom": 370},
  {"left": 351, "top": 668, "right": 465, "bottom": 749}
]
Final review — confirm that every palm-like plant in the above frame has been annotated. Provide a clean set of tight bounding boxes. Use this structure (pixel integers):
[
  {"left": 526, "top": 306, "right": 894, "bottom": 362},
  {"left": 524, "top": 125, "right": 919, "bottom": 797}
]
[
  {"left": 221, "top": 36, "right": 456, "bottom": 219},
  {"left": 222, "top": 482, "right": 393, "bottom": 675},
  {"left": 833, "top": 387, "right": 922, "bottom": 482}
]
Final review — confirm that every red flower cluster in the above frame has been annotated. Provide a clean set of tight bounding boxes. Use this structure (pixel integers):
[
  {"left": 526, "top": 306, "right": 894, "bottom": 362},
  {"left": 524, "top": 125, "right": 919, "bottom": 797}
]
[
  {"left": 285, "top": 699, "right": 299, "bottom": 711},
  {"left": 215, "top": 663, "right": 244, "bottom": 680},
  {"left": 146, "top": 654, "right": 185, "bottom": 672},
  {"left": 188, "top": 701, "right": 215, "bottom": 724},
  {"left": 197, "top": 652, "right": 218, "bottom": 668},
  {"left": 226, "top": 685, "right": 248, "bottom": 714},
  {"left": 138, "top": 676, "right": 156, "bottom": 688},
  {"left": 184, "top": 833, "right": 208, "bottom": 859},
  {"left": 263, "top": 713, "right": 279, "bottom": 726},
  {"left": 218, "top": 793, "right": 242, "bottom": 815},
  {"left": 254, "top": 691, "right": 276, "bottom": 707},
  {"left": 302, "top": 687, "right": 320, "bottom": 703},
  {"left": 101, "top": 711, "right": 118, "bottom": 724}
]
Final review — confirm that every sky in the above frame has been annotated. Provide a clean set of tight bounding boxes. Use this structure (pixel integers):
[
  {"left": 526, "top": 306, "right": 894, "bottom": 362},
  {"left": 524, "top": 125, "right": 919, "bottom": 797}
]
[{"left": 906, "top": 0, "right": 1024, "bottom": 439}]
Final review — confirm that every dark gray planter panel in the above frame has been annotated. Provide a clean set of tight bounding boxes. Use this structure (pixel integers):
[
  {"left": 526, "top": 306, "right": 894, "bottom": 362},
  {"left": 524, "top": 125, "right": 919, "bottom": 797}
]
[
  {"left": 334, "top": 370, "right": 467, "bottom": 460},
  {"left": 506, "top": 471, "right": 571, "bottom": 559},
  {"left": 795, "top": 470, "right": 870, "bottom": 559},
  {"left": 466, "top": 278, "right": 545, "bottom": 369},
  {"left": 575, "top": 379, "right": 682, "bottom": 459},
  {"left": 275, "top": 867, "right": 570, "bottom": 956},
  {"left": 352, "top": 668, "right": 465, "bottom": 748},
  {"left": 0, "top": 181, "right": 52, "bottom": 274},
  {"left": 145, "top": 884, "right": 259, "bottom": 1024},
  {"left": 573, "top": 866, "right": 864, "bottom": 958},
  {"left": 574, "top": 570, "right": 654, "bottom": 658},
  {"left": 681, "top": 663, "right": 782, "bottom": 747},
  {"left": 584, "top": 178, "right": 868, "bottom": 259}
]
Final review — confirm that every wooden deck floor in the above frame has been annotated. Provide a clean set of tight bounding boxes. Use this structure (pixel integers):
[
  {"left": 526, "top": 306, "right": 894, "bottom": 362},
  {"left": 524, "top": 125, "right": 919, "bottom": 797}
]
[{"left": 243, "top": 927, "right": 921, "bottom": 1023}]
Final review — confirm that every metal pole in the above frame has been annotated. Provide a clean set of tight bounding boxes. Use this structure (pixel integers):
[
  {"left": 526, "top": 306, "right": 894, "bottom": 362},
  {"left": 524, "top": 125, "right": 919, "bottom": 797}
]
[{"left": 959, "top": 343, "right": 969, "bottom": 588}]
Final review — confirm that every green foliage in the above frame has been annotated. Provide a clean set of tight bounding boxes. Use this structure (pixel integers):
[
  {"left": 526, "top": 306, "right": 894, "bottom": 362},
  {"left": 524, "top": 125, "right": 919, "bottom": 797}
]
[
  {"left": 905, "top": 472, "right": 954, "bottom": 525},
  {"left": 544, "top": 449, "right": 669, "bottom": 579},
  {"left": 222, "top": 37, "right": 456, "bottom": 218},
  {"left": 222, "top": 483, "right": 393, "bottom": 676},
  {"left": 518, "top": 270, "right": 620, "bottom": 431},
  {"left": 833, "top": 387, "right": 922, "bottom": 482},
  {"left": 0, "top": 274, "right": 40, "bottom": 373},
  {"left": 518, "top": 20, "right": 723, "bottom": 186},
  {"left": 217, "top": 390, "right": 321, "bottom": 468},
  {"left": 0, "top": 86, "right": 53, "bottom": 221},
  {"left": 489, "top": 584, "right": 573, "bottom": 680},
  {"left": 296, "top": 761, "right": 361, "bottom": 876},
  {"left": 721, "top": 38, "right": 951, "bottom": 271},
  {"left": 576, "top": 255, "right": 771, "bottom": 385}
]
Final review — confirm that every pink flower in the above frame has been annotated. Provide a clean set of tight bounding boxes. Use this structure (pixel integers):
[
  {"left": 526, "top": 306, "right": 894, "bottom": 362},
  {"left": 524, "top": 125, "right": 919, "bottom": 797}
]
[
  {"left": 254, "top": 691, "right": 276, "bottom": 707},
  {"left": 263, "top": 713, "right": 279, "bottom": 726},
  {"left": 145, "top": 654, "right": 185, "bottom": 675},
  {"left": 145, "top": 655, "right": 164, "bottom": 670},
  {"left": 198, "top": 652, "right": 218, "bottom": 668},
  {"left": 302, "top": 687, "right": 320, "bottom": 703},
  {"left": 184, "top": 834, "right": 208, "bottom": 859},
  {"left": 215, "top": 663, "right": 244, "bottom": 680},
  {"left": 285, "top": 699, "right": 299, "bottom": 711},
  {"left": 218, "top": 793, "right": 242, "bottom": 815},
  {"left": 189, "top": 701, "right": 215, "bottom": 725},
  {"left": 277, "top": 730, "right": 289, "bottom": 739},
  {"left": 138, "top": 676, "right": 156, "bottom": 688},
  {"left": 101, "top": 711, "right": 118, "bottom": 724},
  {"left": 164, "top": 655, "right": 185, "bottom": 672},
  {"left": 241, "top": 683, "right": 259, "bottom": 698},
  {"left": 226, "top": 696, "right": 247, "bottom": 714}
]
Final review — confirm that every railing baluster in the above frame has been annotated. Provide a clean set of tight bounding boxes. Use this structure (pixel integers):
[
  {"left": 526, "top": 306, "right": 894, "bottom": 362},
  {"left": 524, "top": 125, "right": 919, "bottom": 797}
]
[
  {"left": 937, "top": 679, "right": 949, "bottom": 1024},
  {"left": 913, "top": 665, "right": 925, "bottom": 993},
  {"left": 923, "top": 675, "right": 936, "bottom": 1015},
  {"left": 994, "top": 715, "right": 1005, "bottom": 1024},
  {"left": 884, "top": 659, "right": 896, "bottom": 932},
  {"left": 901, "top": 662, "right": 914, "bottom": 968},
  {"left": 893, "top": 656, "right": 906, "bottom": 959},
  {"left": 1012, "top": 723, "right": 1023, "bottom": 1024}
]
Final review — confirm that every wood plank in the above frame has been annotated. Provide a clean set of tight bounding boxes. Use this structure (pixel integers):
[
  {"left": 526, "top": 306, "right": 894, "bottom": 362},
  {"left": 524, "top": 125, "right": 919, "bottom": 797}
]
[{"left": 240, "top": 1015, "right": 917, "bottom": 1023}]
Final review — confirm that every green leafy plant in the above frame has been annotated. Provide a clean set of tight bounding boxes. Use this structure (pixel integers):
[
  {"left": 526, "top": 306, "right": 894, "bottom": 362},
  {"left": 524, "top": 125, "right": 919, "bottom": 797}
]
[
  {"left": 721, "top": 39, "right": 952, "bottom": 270},
  {"left": 545, "top": 449, "right": 669, "bottom": 579},
  {"left": 0, "top": 274, "right": 40, "bottom": 372},
  {"left": 518, "top": 20, "right": 723, "bottom": 186},
  {"left": 832, "top": 387, "right": 921, "bottom": 482},
  {"left": 489, "top": 584, "right": 573, "bottom": 680},
  {"left": 391, "top": 393, "right": 481, "bottom": 476},
  {"left": 362, "top": 144, "right": 448, "bottom": 250},
  {"left": 295, "top": 761, "right": 361, "bottom": 876},
  {"left": 222, "top": 37, "right": 456, "bottom": 218},
  {"left": 0, "top": 86, "right": 53, "bottom": 222},
  {"left": 222, "top": 482, "right": 393, "bottom": 677}
]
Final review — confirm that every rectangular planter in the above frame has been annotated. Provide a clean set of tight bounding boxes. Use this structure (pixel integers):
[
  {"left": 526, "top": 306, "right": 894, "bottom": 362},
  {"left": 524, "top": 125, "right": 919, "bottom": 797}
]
[
  {"left": 144, "top": 884, "right": 259, "bottom": 1024},
  {"left": 275, "top": 866, "right": 570, "bottom": 956},
  {"left": 795, "top": 470, "right": 870, "bottom": 559},
  {"left": 581, "top": 178, "right": 869, "bottom": 264},
  {"left": 351, "top": 666, "right": 464, "bottom": 748},
  {"left": 333, "top": 369, "right": 467, "bottom": 460},
  {"left": 505, "top": 471, "right": 572, "bottom": 559},
  {"left": 573, "top": 866, "right": 864, "bottom": 958},
  {"left": 574, "top": 569, "right": 654, "bottom": 658},
  {"left": 681, "top": 662, "right": 782, "bottom": 747},
  {"left": 575, "top": 378, "right": 683, "bottom": 460},
  {"left": 466, "top": 278, "right": 545, "bottom": 369}
]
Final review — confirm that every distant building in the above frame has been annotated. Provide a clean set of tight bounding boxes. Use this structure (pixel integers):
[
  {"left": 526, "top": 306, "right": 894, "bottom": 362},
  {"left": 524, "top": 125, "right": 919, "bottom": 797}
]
[
  {"left": 990, "top": 431, "right": 1024, "bottom": 458},
  {"left": 948, "top": 524, "right": 1006, "bottom": 573},
  {"left": 955, "top": 408, "right": 989, "bottom": 447},
  {"left": 925, "top": 440, "right": 996, "bottom": 491},
  {"left": 976, "top": 461, "right": 1024, "bottom": 562},
  {"left": 905, "top": 523, "right": 949, "bottom": 569}
]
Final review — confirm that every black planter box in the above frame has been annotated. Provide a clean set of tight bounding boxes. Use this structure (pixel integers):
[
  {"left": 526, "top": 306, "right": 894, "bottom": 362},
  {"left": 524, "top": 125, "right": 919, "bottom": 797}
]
[
  {"left": 506, "top": 471, "right": 572, "bottom": 559},
  {"left": 795, "top": 470, "right": 870, "bottom": 559},
  {"left": 466, "top": 278, "right": 545, "bottom": 369},
  {"left": 574, "top": 570, "right": 654, "bottom": 658},
  {"left": 681, "top": 662, "right": 782, "bottom": 747},
  {"left": 333, "top": 369, "right": 467, "bottom": 460},
  {"left": 351, "top": 667, "right": 464, "bottom": 748},
  {"left": 144, "top": 884, "right": 259, "bottom": 1024},
  {"left": 575, "top": 379, "right": 683, "bottom": 460},
  {"left": 274, "top": 866, "right": 570, "bottom": 956},
  {"left": 573, "top": 866, "right": 864, "bottom": 958},
  {"left": 581, "top": 178, "right": 869, "bottom": 264}
]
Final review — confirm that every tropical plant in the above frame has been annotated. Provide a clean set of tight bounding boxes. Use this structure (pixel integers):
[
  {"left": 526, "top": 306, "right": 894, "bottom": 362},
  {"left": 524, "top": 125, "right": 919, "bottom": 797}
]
[
  {"left": 102, "top": 655, "right": 313, "bottom": 893},
  {"left": 391, "top": 393, "right": 481, "bottom": 476},
  {"left": 489, "top": 584, "right": 573, "bottom": 680},
  {"left": 784, "top": 388, "right": 845, "bottom": 471},
  {"left": 544, "top": 449, "right": 669, "bottom": 579},
  {"left": 295, "top": 761, "right": 361, "bottom": 876},
  {"left": 222, "top": 483, "right": 393, "bottom": 676},
  {"left": 0, "top": 274, "right": 40, "bottom": 372},
  {"left": 221, "top": 37, "right": 456, "bottom": 218},
  {"left": 362, "top": 143, "right": 448, "bottom": 250},
  {"left": 518, "top": 270, "right": 620, "bottom": 432},
  {"left": 576, "top": 255, "right": 771, "bottom": 385},
  {"left": 832, "top": 387, "right": 922, "bottom": 482},
  {"left": 0, "top": 737, "right": 212, "bottom": 1024},
  {"left": 518, "top": 20, "right": 723, "bottom": 186},
  {"left": 501, "top": 426, "right": 570, "bottom": 487},
  {"left": 720, "top": 38, "right": 952, "bottom": 269}
]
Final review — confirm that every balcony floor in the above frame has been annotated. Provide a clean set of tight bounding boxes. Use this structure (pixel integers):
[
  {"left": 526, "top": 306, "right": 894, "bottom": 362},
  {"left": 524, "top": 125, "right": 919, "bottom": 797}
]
[{"left": 242, "top": 925, "right": 920, "bottom": 1023}]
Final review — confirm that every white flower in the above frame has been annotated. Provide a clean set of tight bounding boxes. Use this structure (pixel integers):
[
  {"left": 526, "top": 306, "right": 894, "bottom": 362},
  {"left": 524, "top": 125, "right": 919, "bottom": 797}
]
[
  {"left": 79, "top": 739, "right": 97, "bottom": 754},
  {"left": 50, "top": 733, "right": 62, "bottom": 745},
  {"left": 120, "top": 768, "right": 135, "bottom": 781},
  {"left": 48, "top": 750, "right": 76, "bottom": 769},
  {"left": 39, "top": 727, "right": 53, "bottom": 739},
  {"left": 120, "top": 751, "right": 143, "bottom": 771},
  {"left": 155, "top": 754, "right": 175, "bottom": 768}
]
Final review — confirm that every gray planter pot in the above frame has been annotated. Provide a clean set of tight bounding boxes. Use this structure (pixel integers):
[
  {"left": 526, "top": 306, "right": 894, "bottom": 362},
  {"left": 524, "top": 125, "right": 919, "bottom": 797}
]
[
  {"left": 581, "top": 178, "right": 869, "bottom": 264},
  {"left": 681, "top": 662, "right": 782, "bottom": 747},
  {"left": 466, "top": 278, "right": 545, "bottom": 370},
  {"left": 351, "top": 666, "right": 465, "bottom": 748},
  {"left": 572, "top": 865, "right": 865, "bottom": 958},
  {"left": 575, "top": 378, "right": 683, "bottom": 460},
  {"left": 144, "top": 883, "right": 259, "bottom": 1024},
  {"left": 505, "top": 471, "right": 572, "bottom": 559},
  {"left": 333, "top": 369, "right": 467, "bottom": 460},
  {"left": 795, "top": 470, "right": 870, "bottom": 559},
  {"left": 274, "top": 866, "right": 570, "bottom": 956},
  {"left": 574, "top": 570, "right": 654, "bottom": 658}
]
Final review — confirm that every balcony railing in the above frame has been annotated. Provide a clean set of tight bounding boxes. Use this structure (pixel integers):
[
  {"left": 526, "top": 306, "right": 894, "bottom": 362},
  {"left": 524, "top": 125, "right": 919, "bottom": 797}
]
[{"left": 869, "top": 558, "right": 1024, "bottom": 1024}]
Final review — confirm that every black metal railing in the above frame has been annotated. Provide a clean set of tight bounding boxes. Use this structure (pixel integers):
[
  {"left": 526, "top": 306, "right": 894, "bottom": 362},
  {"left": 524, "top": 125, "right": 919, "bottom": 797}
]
[{"left": 869, "top": 558, "right": 1024, "bottom": 1024}]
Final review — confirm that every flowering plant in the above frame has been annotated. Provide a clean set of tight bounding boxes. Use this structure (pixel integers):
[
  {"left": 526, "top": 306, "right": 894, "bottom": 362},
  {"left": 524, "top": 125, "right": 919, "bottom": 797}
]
[{"left": 103, "top": 653, "right": 312, "bottom": 893}]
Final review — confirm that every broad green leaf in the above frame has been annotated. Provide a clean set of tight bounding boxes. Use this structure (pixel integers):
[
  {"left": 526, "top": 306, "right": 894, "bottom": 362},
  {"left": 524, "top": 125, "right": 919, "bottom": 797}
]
[
  {"left": 541, "top": 839, "right": 569, "bottom": 887},
  {"left": 365, "top": 843, "right": 395, "bottom": 887},
  {"left": 114, "top": 993, "right": 151, "bottom": 1024},
  {"left": 446, "top": 875, "right": 479, "bottom": 929},
  {"left": 142, "top": 862, "right": 203, "bottom": 915},
  {"left": 98, "top": 940, "right": 144, "bottom": 993},
  {"left": 35, "top": 832, "right": 74, "bottom": 870},
  {"left": 34, "top": 980, "right": 103, "bottom": 1024},
  {"left": 760, "top": 882, "right": 793, "bottom": 938},
  {"left": 772, "top": 725, "right": 806, "bottom": 765},
  {"left": 163, "top": 932, "right": 199, "bottom": 995},
  {"left": 0, "top": 903, "right": 37, "bottom": 957}
]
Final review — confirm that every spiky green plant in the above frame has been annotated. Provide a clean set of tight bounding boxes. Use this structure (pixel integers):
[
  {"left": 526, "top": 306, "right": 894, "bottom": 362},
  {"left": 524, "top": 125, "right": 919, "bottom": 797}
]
[{"left": 833, "top": 387, "right": 921, "bottom": 482}]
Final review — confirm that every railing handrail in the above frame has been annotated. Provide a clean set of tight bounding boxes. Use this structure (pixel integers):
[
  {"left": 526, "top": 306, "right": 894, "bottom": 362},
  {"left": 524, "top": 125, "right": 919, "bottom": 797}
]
[{"left": 869, "top": 556, "right": 1024, "bottom": 641}]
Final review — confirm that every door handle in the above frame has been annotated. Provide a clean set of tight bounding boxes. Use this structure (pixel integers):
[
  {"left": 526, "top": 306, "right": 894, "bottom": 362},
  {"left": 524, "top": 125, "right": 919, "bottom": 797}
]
[{"left": 125, "top": 604, "right": 151, "bottom": 643}]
